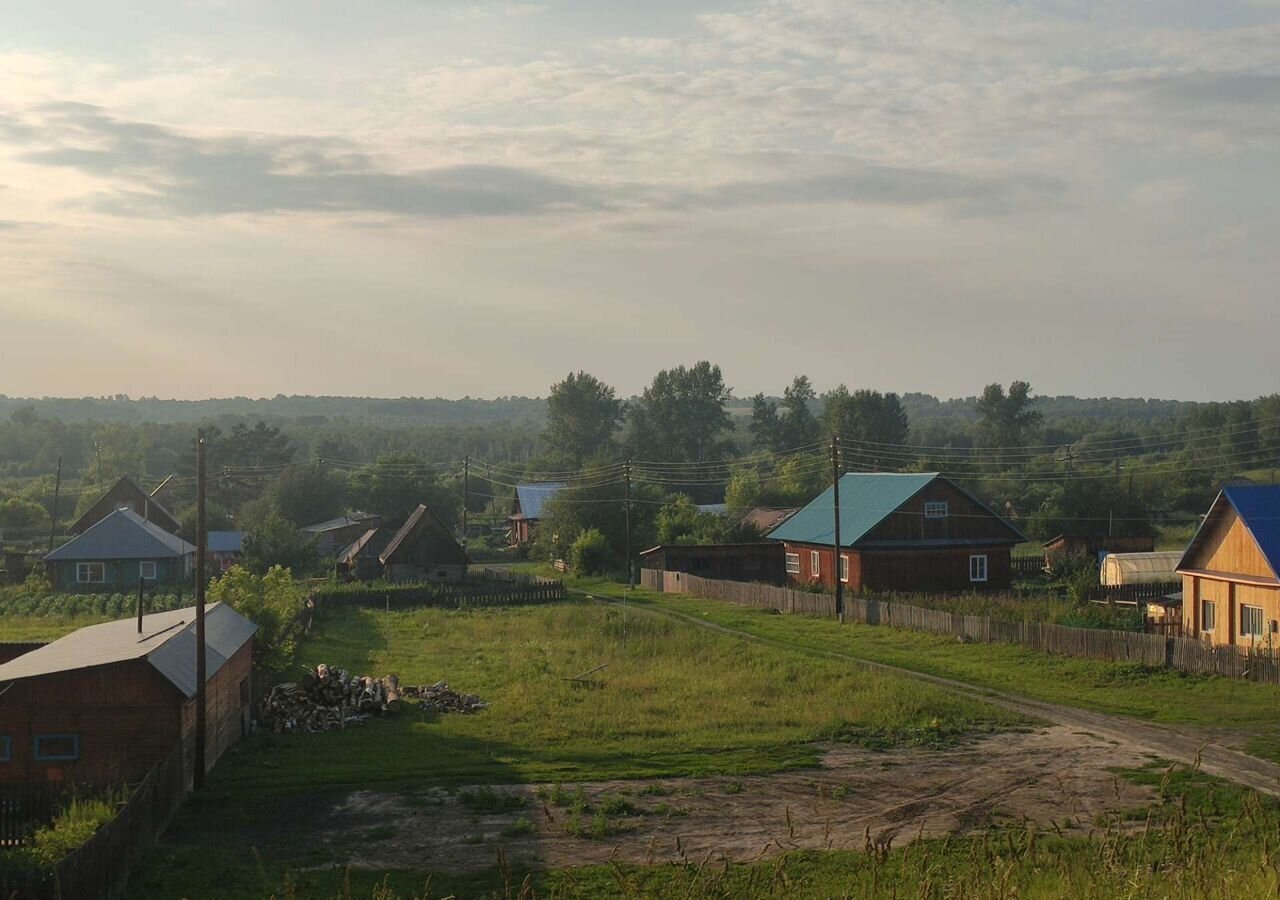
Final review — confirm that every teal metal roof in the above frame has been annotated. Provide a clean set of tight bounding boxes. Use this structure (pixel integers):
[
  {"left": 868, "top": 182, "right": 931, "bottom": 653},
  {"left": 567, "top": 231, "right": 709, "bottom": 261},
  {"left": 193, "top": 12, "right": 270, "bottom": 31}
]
[{"left": 766, "top": 472, "right": 938, "bottom": 548}]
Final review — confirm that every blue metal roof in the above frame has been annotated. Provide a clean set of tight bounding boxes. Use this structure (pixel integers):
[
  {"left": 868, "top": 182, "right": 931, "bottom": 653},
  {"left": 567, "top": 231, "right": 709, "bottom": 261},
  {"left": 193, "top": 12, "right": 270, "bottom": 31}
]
[
  {"left": 45, "top": 508, "right": 195, "bottom": 561},
  {"left": 515, "top": 483, "right": 566, "bottom": 521},
  {"left": 1181, "top": 485, "right": 1280, "bottom": 578},
  {"left": 766, "top": 472, "right": 938, "bottom": 547},
  {"left": 207, "top": 531, "right": 244, "bottom": 553}
]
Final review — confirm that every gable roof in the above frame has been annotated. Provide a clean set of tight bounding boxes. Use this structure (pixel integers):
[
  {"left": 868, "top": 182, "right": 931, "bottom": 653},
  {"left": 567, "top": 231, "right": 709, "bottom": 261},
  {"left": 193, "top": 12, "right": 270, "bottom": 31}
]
[
  {"left": 380, "top": 504, "right": 470, "bottom": 566},
  {"left": 0, "top": 602, "right": 256, "bottom": 698},
  {"left": 338, "top": 527, "right": 391, "bottom": 565},
  {"left": 511, "top": 483, "right": 565, "bottom": 521},
  {"left": 766, "top": 472, "right": 1025, "bottom": 549},
  {"left": 71, "top": 476, "right": 181, "bottom": 535},
  {"left": 302, "top": 513, "right": 380, "bottom": 535},
  {"left": 46, "top": 508, "right": 195, "bottom": 562},
  {"left": 741, "top": 507, "right": 800, "bottom": 534},
  {"left": 1177, "top": 485, "right": 1280, "bottom": 579}
]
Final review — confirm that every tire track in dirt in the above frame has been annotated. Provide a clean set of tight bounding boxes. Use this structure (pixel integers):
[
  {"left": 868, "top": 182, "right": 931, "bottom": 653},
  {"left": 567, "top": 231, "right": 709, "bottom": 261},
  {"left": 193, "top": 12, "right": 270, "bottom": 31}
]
[{"left": 587, "top": 592, "right": 1280, "bottom": 799}]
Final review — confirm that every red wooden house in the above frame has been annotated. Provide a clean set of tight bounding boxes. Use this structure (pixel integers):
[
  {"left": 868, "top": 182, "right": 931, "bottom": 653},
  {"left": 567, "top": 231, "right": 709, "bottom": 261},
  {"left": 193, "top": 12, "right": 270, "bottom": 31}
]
[{"left": 766, "top": 473, "right": 1025, "bottom": 593}]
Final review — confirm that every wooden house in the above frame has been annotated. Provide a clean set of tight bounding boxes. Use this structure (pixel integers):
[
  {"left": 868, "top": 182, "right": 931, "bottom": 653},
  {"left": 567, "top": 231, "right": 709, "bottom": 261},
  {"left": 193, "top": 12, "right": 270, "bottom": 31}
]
[
  {"left": 45, "top": 508, "right": 195, "bottom": 591},
  {"left": 638, "top": 543, "right": 785, "bottom": 584},
  {"left": 70, "top": 476, "right": 181, "bottom": 536},
  {"left": 0, "top": 603, "right": 256, "bottom": 786},
  {"left": 1177, "top": 485, "right": 1280, "bottom": 648},
  {"left": 336, "top": 527, "right": 392, "bottom": 581},
  {"left": 379, "top": 504, "right": 470, "bottom": 583},
  {"left": 507, "top": 483, "right": 565, "bottom": 545},
  {"left": 766, "top": 473, "right": 1025, "bottom": 593},
  {"left": 301, "top": 513, "right": 382, "bottom": 557}
]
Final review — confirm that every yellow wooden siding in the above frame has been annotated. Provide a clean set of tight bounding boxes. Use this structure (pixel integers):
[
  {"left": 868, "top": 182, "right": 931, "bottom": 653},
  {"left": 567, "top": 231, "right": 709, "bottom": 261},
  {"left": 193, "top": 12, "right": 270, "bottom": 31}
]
[{"left": 1187, "top": 508, "right": 1276, "bottom": 580}]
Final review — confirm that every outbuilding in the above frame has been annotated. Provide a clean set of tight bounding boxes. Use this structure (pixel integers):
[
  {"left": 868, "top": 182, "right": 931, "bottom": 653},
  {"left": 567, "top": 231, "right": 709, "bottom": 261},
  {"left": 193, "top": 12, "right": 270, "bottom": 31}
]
[
  {"left": 379, "top": 504, "right": 470, "bottom": 583},
  {"left": 638, "top": 543, "right": 785, "bottom": 584}
]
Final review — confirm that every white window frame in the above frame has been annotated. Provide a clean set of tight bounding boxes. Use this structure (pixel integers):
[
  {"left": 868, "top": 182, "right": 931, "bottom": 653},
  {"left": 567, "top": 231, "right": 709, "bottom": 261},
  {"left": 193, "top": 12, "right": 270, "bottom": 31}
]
[
  {"left": 1241, "top": 604, "right": 1264, "bottom": 640},
  {"left": 1201, "top": 600, "right": 1216, "bottom": 633},
  {"left": 76, "top": 562, "right": 105, "bottom": 584},
  {"left": 969, "top": 554, "right": 988, "bottom": 583},
  {"left": 784, "top": 553, "right": 800, "bottom": 575},
  {"left": 924, "top": 501, "right": 949, "bottom": 519},
  {"left": 139, "top": 561, "right": 157, "bottom": 581},
  {"left": 809, "top": 550, "right": 820, "bottom": 577},
  {"left": 839, "top": 554, "right": 850, "bottom": 584}
]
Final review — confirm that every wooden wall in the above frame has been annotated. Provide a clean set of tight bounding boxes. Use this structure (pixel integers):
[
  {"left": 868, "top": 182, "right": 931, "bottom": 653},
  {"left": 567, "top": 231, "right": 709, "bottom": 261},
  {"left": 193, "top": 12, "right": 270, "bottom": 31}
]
[
  {"left": 860, "top": 479, "right": 1020, "bottom": 544},
  {"left": 1185, "top": 507, "right": 1275, "bottom": 580},
  {"left": 1183, "top": 574, "right": 1280, "bottom": 648},
  {"left": 179, "top": 641, "right": 253, "bottom": 779},
  {"left": 783, "top": 542, "right": 1012, "bottom": 592}
]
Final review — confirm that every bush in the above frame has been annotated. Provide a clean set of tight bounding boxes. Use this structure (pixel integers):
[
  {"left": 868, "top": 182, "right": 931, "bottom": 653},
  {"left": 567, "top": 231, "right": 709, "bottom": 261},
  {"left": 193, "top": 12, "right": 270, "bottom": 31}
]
[
  {"left": 569, "top": 528, "right": 610, "bottom": 576},
  {"left": 207, "top": 565, "right": 309, "bottom": 672}
]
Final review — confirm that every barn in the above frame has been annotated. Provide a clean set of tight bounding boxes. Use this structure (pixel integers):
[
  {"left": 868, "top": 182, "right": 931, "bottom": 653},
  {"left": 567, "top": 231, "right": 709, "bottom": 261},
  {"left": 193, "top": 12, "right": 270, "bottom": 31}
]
[
  {"left": 1176, "top": 485, "right": 1280, "bottom": 648},
  {"left": 0, "top": 603, "right": 256, "bottom": 786},
  {"left": 766, "top": 472, "right": 1026, "bottom": 593},
  {"left": 380, "top": 504, "right": 470, "bottom": 583}
]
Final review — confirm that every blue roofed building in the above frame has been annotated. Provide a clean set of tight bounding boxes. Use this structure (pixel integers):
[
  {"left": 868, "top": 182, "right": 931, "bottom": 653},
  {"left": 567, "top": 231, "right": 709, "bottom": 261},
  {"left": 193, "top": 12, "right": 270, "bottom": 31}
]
[
  {"left": 508, "top": 482, "right": 566, "bottom": 545},
  {"left": 44, "top": 508, "right": 196, "bottom": 591},
  {"left": 766, "top": 472, "right": 1025, "bottom": 593}
]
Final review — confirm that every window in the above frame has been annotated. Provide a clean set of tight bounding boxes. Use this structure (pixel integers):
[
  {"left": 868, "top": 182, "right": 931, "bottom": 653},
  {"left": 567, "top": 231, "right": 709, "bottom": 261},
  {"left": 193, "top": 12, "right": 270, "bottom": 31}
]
[
  {"left": 924, "top": 501, "right": 949, "bottom": 519},
  {"left": 76, "top": 562, "right": 105, "bottom": 584},
  {"left": 810, "top": 550, "right": 820, "bottom": 576},
  {"left": 785, "top": 553, "right": 800, "bottom": 575},
  {"left": 839, "top": 555, "right": 850, "bottom": 583},
  {"left": 1242, "top": 605, "right": 1264, "bottom": 639},
  {"left": 969, "top": 554, "right": 988, "bottom": 583},
  {"left": 139, "top": 561, "right": 157, "bottom": 581},
  {"left": 34, "top": 734, "right": 79, "bottom": 762},
  {"left": 0, "top": 736, "right": 10, "bottom": 763},
  {"left": 1201, "top": 600, "right": 1216, "bottom": 633}
]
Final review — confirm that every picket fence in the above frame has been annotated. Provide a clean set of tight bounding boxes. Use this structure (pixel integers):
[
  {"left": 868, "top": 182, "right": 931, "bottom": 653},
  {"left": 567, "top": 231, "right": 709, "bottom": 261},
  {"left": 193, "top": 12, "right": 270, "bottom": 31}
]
[{"left": 640, "top": 569, "right": 1280, "bottom": 685}]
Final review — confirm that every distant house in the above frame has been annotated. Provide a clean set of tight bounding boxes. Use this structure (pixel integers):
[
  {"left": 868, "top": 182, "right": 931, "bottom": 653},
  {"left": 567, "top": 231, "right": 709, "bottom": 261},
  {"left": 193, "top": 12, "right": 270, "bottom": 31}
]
[
  {"left": 302, "top": 513, "right": 382, "bottom": 556},
  {"left": 207, "top": 531, "right": 245, "bottom": 573},
  {"left": 1043, "top": 533, "right": 1155, "bottom": 569},
  {"left": 740, "top": 507, "right": 799, "bottom": 535},
  {"left": 0, "top": 603, "right": 256, "bottom": 785},
  {"left": 508, "top": 483, "right": 565, "bottom": 545},
  {"left": 380, "top": 504, "right": 470, "bottom": 583},
  {"left": 639, "top": 543, "right": 785, "bottom": 584},
  {"left": 1176, "top": 485, "right": 1280, "bottom": 648},
  {"left": 337, "top": 527, "right": 392, "bottom": 582},
  {"left": 45, "top": 508, "right": 195, "bottom": 591},
  {"left": 71, "top": 476, "right": 181, "bottom": 536},
  {"left": 767, "top": 473, "right": 1026, "bottom": 593}
]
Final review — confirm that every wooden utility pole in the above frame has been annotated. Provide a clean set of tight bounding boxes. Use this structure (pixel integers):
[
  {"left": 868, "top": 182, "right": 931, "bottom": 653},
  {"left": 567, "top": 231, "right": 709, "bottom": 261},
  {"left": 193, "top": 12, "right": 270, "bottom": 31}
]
[
  {"left": 461, "top": 455, "right": 470, "bottom": 584},
  {"left": 624, "top": 461, "right": 633, "bottom": 590},
  {"left": 136, "top": 576, "right": 145, "bottom": 634},
  {"left": 194, "top": 429, "right": 207, "bottom": 790},
  {"left": 47, "top": 456, "right": 62, "bottom": 554},
  {"left": 832, "top": 438, "right": 844, "bottom": 624}
]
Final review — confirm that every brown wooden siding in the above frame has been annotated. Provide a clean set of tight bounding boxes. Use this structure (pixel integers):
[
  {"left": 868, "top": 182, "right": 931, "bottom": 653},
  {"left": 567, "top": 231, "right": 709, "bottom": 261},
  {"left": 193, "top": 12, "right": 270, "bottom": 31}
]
[
  {"left": 859, "top": 480, "right": 1020, "bottom": 544},
  {"left": 179, "top": 642, "right": 253, "bottom": 777}
]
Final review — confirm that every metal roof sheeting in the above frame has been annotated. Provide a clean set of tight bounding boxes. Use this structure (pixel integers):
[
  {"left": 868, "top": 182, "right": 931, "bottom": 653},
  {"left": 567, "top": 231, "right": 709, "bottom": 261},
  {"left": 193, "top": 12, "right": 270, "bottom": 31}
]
[
  {"left": 45, "top": 508, "right": 195, "bottom": 561},
  {"left": 207, "top": 531, "right": 244, "bottom": 553},
  {"left": 513, "top": 483, "right": 565, "bottom": 521},
  {"left": 0, "top": 603, "right": 256, "bottom": 698}
]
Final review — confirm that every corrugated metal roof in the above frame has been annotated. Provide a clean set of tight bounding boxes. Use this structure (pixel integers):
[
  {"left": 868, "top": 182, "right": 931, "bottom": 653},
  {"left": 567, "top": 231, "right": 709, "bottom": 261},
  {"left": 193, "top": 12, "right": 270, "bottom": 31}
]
[
  {"left": 207, "top": 531, "right": 244, "bottom": 553},
  {"left": 766, "top": 473, "right": 938, "bottom": 547},
  {"left": 45, "top": 508, "right": 195, "bottom": 561},
  {"left": 301, "top": 513, "right": 378, "bottom": 534},
  {"left": 1178, "top": 485, "right": 1280, "bottom": 579},
  {"left": 514, "top": 483, "right": 565, "bottom": 521},
  {"left": 0, "top": 603, "right": 256, "bottom": 698}
]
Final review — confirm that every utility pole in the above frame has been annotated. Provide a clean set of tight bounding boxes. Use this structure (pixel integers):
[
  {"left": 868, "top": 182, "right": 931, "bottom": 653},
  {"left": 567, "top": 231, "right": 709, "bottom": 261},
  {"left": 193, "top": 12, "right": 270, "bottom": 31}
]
[
  {"left": 194, "top": 429, "right": 207, "bottom": 790},
  {"left": 832, "top": 438, "right": 844, "bottom": 624},
  {"left": 461, "top": 455, "right": 470, "bottom": 584},
  {"left": 47, "top": 456, "right": 62, "bottom": 554},
  {"left": 624, "top": 461, "right": 633, "bottom": 590}
]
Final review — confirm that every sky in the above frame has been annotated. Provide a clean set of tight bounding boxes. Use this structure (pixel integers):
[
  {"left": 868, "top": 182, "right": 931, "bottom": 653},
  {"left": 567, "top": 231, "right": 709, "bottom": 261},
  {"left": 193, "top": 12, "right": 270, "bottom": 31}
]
[{"left": 0, "top": 0, "right": 1277, "bottom": 402}]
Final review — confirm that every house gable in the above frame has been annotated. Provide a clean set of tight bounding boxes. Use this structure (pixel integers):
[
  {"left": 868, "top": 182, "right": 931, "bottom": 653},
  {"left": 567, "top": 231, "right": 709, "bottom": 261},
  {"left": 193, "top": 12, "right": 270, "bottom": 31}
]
[
  {"left": 1179, "top": 503, "right": 1277, "bottom": 582},
  {"left": 71, "top": 477, "right": 181, "bottom": 535},
  {"left": 858, "top": 477, "right": 1025, "bottom": 547}
]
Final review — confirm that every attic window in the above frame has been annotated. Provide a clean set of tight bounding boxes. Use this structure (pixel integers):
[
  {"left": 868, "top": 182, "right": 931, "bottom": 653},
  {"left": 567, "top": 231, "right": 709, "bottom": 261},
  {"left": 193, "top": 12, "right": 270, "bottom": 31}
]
[{"left": 924, "top": 502, "right": 949, "bottom": 519}]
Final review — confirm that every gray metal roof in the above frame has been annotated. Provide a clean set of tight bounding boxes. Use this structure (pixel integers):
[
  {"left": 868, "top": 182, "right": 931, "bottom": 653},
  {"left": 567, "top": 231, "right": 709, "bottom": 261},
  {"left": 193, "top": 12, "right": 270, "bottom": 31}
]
[
  {"left": 46, "top": 507, "right": 196, "bottom": 561},
  {"left": 302, "top": 513, "right": 379, "bottom": 534},
  {"left": 513, "top": 483, "right": 565, "bottom": 521},
  {"left": 207, "top": 531, "right": 245, "bottom": 553},
  {"left": 0, "top": 602, "right": 256, "bottom": 698}
]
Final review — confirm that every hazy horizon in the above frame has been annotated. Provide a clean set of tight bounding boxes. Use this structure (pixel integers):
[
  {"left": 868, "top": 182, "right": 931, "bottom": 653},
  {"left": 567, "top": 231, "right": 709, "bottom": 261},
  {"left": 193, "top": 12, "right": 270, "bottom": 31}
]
[{"left": 3, "top": 1, "right": 1278, "bottom": 401}]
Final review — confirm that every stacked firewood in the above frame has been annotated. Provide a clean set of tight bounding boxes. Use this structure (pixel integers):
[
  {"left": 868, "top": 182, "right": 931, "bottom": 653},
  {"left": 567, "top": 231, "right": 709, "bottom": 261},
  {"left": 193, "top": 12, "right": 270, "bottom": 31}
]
[
  {"left": 403, "top": 680, "right": 488, "bottom": 714},
  {"left": 258, "top": 665, "right": 402, "bottom": 734}
]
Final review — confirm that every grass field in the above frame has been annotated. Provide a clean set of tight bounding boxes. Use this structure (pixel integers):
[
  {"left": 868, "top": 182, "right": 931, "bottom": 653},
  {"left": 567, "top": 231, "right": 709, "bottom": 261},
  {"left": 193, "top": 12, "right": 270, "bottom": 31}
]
[{"left": 126, "top": 601, "right": 1020, "bottom": 898}]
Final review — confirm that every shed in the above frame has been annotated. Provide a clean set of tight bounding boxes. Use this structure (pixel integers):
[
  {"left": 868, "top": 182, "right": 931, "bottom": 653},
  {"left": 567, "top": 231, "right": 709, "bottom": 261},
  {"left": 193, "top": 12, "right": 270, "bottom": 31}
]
[
  {"left": 208, "top": 531, "right": 245, "bottom": 573},
  {"left": 45, "top": 508, "right": 195, "bottom": 591},
  {"left": 1043, "top": 534, "right": 1156, "bottom": 569},
  {"left": 337, "top": 527, "right": 392, "bottom": 581},
  {"left": 0, "top": 603, "right": 256, "bottom": 785},
  {"left": 638, "top": 543, "right": 784, "bottom": 584},
  {"left": 70, "top": 476, "right": 181, "bottom": 536},
  {"left": 302, "top": 513, "right": 382, "bottom": 556},
  {"left": 767, "top": 473, "right": 1025, "bottom": 593},
  {"left": 1099, "top": 551, "right": 1182, "bottom": 586},
  {"left": 507, "top": 483, "right": 565, "bottom": 545},
  {"left": 380, "top": 504, "right": 470, "bottom": 583}
]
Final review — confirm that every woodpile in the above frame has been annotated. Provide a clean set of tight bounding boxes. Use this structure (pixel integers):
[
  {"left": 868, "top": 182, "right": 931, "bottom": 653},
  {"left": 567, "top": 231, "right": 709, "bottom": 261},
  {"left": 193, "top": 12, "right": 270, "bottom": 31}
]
[
  {"left": 259, "top": 665, "right": 403, "bottom": 734},
  {"left": 403, "top": 680, "right": 488, "bottom": 714}
]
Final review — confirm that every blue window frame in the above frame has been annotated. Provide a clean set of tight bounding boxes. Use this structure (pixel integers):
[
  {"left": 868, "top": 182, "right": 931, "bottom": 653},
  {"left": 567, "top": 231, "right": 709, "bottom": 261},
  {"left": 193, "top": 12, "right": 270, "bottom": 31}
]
[
  {"left": 33, "top": 734, "right": 79, "bottom": 762},
  {"left": 0, "top": 736, "right": 10, "bottom": 762}
]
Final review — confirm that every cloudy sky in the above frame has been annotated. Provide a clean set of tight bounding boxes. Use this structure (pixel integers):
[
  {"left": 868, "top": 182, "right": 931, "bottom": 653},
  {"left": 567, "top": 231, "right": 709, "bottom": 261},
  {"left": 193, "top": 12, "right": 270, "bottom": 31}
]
[{"left": 1, "top": 1, "right": 1277, "bottom": 401}]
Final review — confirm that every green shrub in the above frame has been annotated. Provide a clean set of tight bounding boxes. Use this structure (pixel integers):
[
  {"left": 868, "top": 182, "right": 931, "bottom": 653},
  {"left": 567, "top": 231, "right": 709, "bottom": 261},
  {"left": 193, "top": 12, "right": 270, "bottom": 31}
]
[
  {"left": 568, "top": 528, "right": 610, "bottom": 577},
  {"left": 207, "top": 565, "right": 308, "bottom": 671}
]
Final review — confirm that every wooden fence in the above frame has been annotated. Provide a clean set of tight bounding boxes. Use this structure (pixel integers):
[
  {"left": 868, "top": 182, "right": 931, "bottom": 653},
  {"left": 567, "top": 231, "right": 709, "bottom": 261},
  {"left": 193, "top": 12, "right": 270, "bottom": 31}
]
[
  {"left": 314, "top": 579, "right": 566, "bottom": 611},
  {"left": 0, "top": 740, "right": 186, "bottom": 900},
  {"left": 1011, "top": 556, "right": 1044, "bottom": 576},
  {"left": 640, "top": 570, "right": 1280, "bottom": 686},
  {"left": 0, "top": 784, "right": 63, "bottom": 848}
]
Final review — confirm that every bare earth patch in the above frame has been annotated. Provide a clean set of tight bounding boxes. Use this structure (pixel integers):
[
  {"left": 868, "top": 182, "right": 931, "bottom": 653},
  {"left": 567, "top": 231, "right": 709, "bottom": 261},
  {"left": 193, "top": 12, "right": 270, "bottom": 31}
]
[{"left": 322, "top": 725, "right": 1157, "bottom": 874}]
